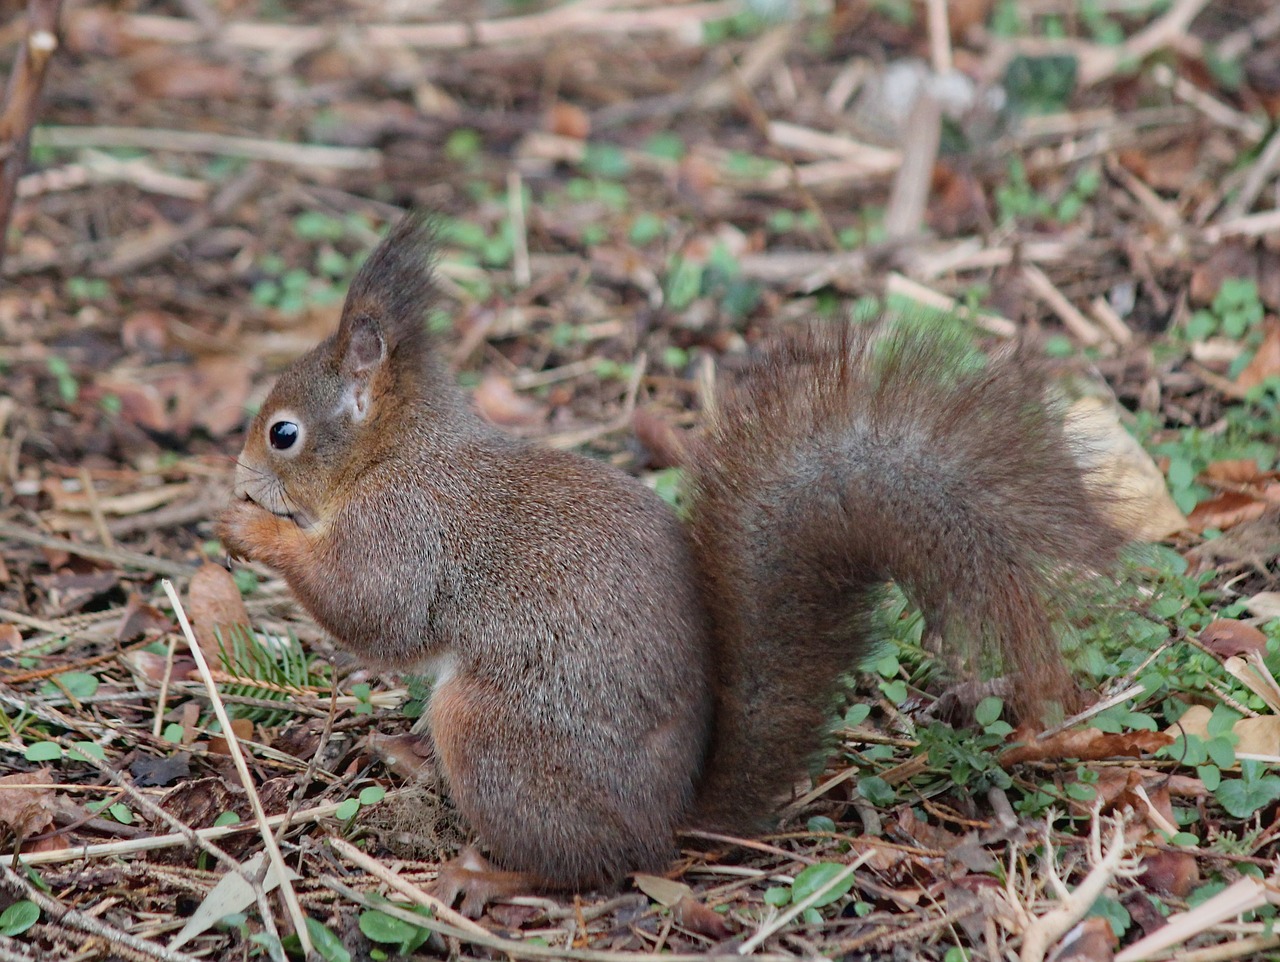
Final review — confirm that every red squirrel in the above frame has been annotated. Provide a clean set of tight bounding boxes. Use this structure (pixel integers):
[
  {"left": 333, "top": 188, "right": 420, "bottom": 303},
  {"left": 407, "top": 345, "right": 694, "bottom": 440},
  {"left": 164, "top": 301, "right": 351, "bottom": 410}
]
[{"left": 219, "top": 213, "right": 1127, "bottom": 909}]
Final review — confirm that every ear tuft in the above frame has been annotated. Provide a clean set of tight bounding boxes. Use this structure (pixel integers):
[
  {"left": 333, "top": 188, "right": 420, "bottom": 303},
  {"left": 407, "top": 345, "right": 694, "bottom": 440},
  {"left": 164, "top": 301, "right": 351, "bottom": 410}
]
[{"left": 339, "top": 211, "right": 438, "bottom": 356}]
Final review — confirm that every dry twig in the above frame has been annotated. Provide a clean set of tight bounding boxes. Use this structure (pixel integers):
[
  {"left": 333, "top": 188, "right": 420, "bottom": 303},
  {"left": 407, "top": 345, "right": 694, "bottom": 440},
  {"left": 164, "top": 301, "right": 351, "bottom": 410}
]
[{"left": 0, "top": 0, "right": 62, "bottom": 271}]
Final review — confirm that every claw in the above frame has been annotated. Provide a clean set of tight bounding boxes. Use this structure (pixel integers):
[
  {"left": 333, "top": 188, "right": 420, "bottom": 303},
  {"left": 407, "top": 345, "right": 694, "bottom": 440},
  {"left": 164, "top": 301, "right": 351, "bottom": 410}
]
[{"left": 430, "top": 847, "right": 543, "bottom": 918}]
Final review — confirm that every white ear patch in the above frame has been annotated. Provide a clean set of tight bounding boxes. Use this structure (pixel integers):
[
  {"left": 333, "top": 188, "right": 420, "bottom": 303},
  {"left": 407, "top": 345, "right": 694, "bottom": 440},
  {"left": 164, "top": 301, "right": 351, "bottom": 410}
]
[
  {"left": 264, "top": 409, "right": 306, "bottom": 459},
  {"left": 341, "top": 384, "right": 374, "bottom": 423}
]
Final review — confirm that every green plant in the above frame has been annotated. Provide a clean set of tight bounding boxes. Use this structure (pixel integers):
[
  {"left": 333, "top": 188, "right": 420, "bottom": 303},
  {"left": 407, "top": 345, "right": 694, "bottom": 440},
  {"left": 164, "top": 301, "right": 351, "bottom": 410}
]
[
  {"left": 1215, "top": 760, "right": 1280, "bottom": 818},
  {"left": 0, "top": 901, "right": 39, "bottom": 937},
  {"left": 1186, "top": 278, "right": 1264, "bottom": 344},
  {"left": 285, "top": 917, "right": 351, "bottom": 962},
  {"left": 46, "top": 356, "right": 79, "bottom": 405},
  {"left": 358, "top": 897, "right": 433, "bottom": 957},
  {"left": 214, "top": 626, "right": 331, "bottom": 724},
  {"left": 995, "top": 158, "right": 1099, "bottom": 224},
  {"left": 762, "top": 862, "right": 860, "bottom": 924},
  {"left": 335, "top": 784, "right": 386, "bottom": 822}
]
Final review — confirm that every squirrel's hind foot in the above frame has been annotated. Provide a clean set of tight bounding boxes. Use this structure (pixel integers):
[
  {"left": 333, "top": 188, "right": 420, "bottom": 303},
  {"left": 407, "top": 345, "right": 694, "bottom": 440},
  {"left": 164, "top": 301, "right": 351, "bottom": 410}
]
[{"left": 431, "top": 847, "right": 547, "bottom": 917}]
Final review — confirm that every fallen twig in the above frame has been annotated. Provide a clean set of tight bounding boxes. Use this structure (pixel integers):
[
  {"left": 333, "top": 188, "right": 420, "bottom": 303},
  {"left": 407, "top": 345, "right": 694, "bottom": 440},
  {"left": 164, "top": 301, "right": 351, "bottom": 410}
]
[
  {"left": 162, "top": 579, "right": 313, "bottom": 957},
  {"left": 0, "top": 0, "right": 63, "bottom": 272}
]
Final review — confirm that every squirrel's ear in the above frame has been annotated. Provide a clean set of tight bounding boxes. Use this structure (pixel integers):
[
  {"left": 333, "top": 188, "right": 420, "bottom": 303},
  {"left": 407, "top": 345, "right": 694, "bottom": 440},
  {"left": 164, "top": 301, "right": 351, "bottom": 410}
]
[{"left": 336, "top": 312, "right": 386, "bottom": 421}]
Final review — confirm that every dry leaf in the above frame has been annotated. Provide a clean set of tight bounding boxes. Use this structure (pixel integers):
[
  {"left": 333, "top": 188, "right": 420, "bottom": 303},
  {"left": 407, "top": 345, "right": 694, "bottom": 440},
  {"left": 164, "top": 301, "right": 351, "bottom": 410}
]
[
  {"left": 120, "top": 310, "right": 171, "bottom": 354},
  {"left": 633, "top": 875, "right": 731, "bottom": 939},
  {"left": 1092, "top": 767, "right": 1145, "bottom": 810},
  {"left": 473, "top": 375, "right": 544, "bottom": 428},
  {"left": 117, "top": 593, "right": 174, "bottom": 643},
  {"left": 1202, "top": 459, "right": 1266, "bottom": 484},
  {"left": 1052, "top": 915, "right": 1116, "bottom": 962},
  {"left": 170, "top": 850, "right": 299, "bottom": 950},
  {"left": 1065, "top": 394, "right": 1187, "bottom": 540},
  {"left": 132, "top": 56, "right": 243, "bottom": 100},
  {"left": 1001, "top": 729, "right": 1173, "bottom": 765},
  {"left": 632, "top": 873, "right": 692, "bottom": 906},
  {"left": 209, "top": 718, "right": 254, "bottom": 755},
  {"left": 0, "top": 769, "right": 57, "bottom": 838},
  {"left": 546, "top": 101, "right": 590, "bottom": 140},
  {"left": 1200, "top": 619, "right": 1268, "bottom": 658},
  {"left": 673, "top": 894, "right": 733, "bottom": 940},
  {"left": 190, "top": 355, "right": 255, "bottom": 438},
  {"left": 1246, "top": 591, "right": 1280, "bottom": 619},
  {"left": 1190, "top": 245, "right": 1257, "bottom": 307},
  {"left": 1235, "top": 319, "right": 1280, "bottom": 392},
  {"left": 1187, "top": 491, "right": 1269, "bottom": 532},
  {"left": 0, "top": 624, "right": 21, "bottom": 650},
  {"left": 1166, "top": 705, "right": 1213, "bottom": 739},
  {"left": 186, "top": 562, "right": 251, "bottom": 662},
  {"left": 1231, "top": 715, "right": 1280, "bottom": 755}
]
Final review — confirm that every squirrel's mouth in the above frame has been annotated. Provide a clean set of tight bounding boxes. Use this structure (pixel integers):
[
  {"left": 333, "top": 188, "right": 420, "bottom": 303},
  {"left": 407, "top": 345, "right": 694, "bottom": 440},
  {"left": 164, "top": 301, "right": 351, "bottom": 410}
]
[{"left": 237, "top": 489, "right": 314, "bottom": 530}]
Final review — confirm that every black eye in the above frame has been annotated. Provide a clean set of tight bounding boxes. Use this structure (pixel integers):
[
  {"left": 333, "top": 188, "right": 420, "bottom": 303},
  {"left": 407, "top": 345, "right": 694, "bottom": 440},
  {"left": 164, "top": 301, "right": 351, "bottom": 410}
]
[{"left": 269, "top": 421, "right": 299, "bottom": 450}]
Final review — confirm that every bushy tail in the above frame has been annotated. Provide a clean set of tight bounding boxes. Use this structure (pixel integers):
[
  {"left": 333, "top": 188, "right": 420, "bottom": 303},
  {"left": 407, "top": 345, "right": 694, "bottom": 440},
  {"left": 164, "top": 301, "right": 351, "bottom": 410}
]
[{"left": 687, "top": 320, "right": 1129, "bottom": 831}]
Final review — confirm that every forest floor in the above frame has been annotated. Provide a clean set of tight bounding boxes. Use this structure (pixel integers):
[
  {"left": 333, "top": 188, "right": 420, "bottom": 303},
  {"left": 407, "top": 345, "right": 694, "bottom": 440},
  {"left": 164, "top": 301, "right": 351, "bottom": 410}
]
[{"left": 4, "top": 0, "right": 1280, "bottom": 959}]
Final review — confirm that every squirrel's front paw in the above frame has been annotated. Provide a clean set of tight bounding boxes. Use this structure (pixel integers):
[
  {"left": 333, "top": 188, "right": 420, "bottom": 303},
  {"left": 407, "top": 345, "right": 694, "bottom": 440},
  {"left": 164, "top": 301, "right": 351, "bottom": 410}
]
[
  {"left": 215, "top": 497, "right": 264, "bottom": 560},
  {"left": 215, "top": 497, "right": 316, "bottom": 571}
]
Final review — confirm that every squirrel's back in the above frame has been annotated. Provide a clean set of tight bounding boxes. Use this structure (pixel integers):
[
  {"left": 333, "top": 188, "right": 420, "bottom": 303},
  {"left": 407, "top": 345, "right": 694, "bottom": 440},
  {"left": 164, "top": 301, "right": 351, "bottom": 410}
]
[{"left": 687, "top": 322, "right": 1128, "bottom": 830}]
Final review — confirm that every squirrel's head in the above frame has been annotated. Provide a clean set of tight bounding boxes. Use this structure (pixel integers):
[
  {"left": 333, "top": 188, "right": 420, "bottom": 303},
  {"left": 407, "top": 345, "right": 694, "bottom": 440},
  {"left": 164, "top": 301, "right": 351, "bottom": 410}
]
[{"left": 229, "top": 212, "right": 449, "bottom": 534}]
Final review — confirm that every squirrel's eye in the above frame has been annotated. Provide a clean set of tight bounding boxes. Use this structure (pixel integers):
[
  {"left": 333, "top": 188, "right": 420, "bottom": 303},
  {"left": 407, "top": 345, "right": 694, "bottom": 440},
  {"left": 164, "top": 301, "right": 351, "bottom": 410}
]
[{"left": 269, "top": 421, "right": 299, "bottom": 451}]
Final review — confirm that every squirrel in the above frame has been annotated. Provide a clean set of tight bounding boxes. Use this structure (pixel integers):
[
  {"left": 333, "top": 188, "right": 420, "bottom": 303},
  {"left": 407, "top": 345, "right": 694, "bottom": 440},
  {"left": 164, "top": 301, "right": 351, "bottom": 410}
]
[{"left": 218, "top": 212, "right": 1129, "bottom": 911}]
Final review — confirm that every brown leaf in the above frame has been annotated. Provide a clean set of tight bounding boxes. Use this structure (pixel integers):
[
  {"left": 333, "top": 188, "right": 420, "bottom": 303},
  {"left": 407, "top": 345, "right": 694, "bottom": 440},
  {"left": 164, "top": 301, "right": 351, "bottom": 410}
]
[
  {"left": 0, "top": 624, "right": 21, "bottom": 650},
  {"left": 132, "top": 56, "right": 243, "bottom": 100},
  {"left": 186, "top": 562, "right": 251, "bottom": 663},
  {"left": 945, "top": 0, "right": 994, "bottom": 38},
  {"left": 1235, "top": 319, "right": 1280, "bottom": 392},
  {"left": 1202, "top": 459, "right": 1266, "bottom": 484},
  {"left": 1001, "top": 729, "right": 1173, "bottom": 766},
  {"left": 1190, "top": 245, "right": 1257, "bottom": 307},
  {"left": 1233, "top": 715, "right": 1280, "bottom": 755},
  {"left": 633, "top": 873, "right": 692, "bottom": 906},
  {"left": 1092, "top": 767, "right": 1145, "bottom": 810},
  {"left": 1141, "top": 139, "right": 1202, "bottom": 193},
  {"left": 63, "top": 7, "right": 135, "bottom": 56},
  {"left": 1066, "top": 394, "right": 1187, "bottom": 540},
  {"left": 1199, "top": 618, "right": 1268, "bottom": 658},
  {"left": 1166, "top": 705, "right": 1212, "bottom": 739},
  {"left": 546, "top": 101, "right": 590, "bottom": 140},
  {"left": 209, "top": 718, "right": 254, "bottom": 755},
  {"left": 895, "top": 807, "right": 964, "bottom": 851},
  {"left": 632, "top": 407, "right": 688, "bottom": 469},
  {"left": 1051, "top": 915, "right": 1116, "bottom": 961},
  {"left": 1187, "top": 491, "right": 1269, "bottom": 532},
  {"left": 120, "top": 310, "right": 172, "bottom": 355},
  {"left": 94, "top": 376, "right": 170, "bottom": 434},
  {"left": 473, "top": 375, "right": 544, "bottom": 428},
  {"left": 158, "top": 776, "right": 237, "bottom": 830},
  {"left": 1124, "top": 891, "right": 1166, "bottom": 937},
  {"left": 123, "top": 648, "right": 195, "bottom": 683},
  {"left": 117, "top": 593, "right": 174, "bottom": 643},
  {"left": 190, "top": 355, "right": 255, "bottom": 438},
  {"left": 673, "top": 894, "right": 733, "bottom": 940},
  {"left": 0, "top": 769, "right": 57, "bottom": 838},
  {"left": 1138, "top": 849, "right": 1199, "bottom": 898}
]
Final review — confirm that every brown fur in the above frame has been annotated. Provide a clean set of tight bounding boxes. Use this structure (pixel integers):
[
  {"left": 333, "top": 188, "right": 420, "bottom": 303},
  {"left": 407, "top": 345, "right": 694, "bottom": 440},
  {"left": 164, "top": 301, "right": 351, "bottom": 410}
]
[
  {"left": 686, "top": 325, "right": 1128, "bottom": 830},
  {"left": 220, "top": 214, "right": 1128, "bottom": 890}
]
